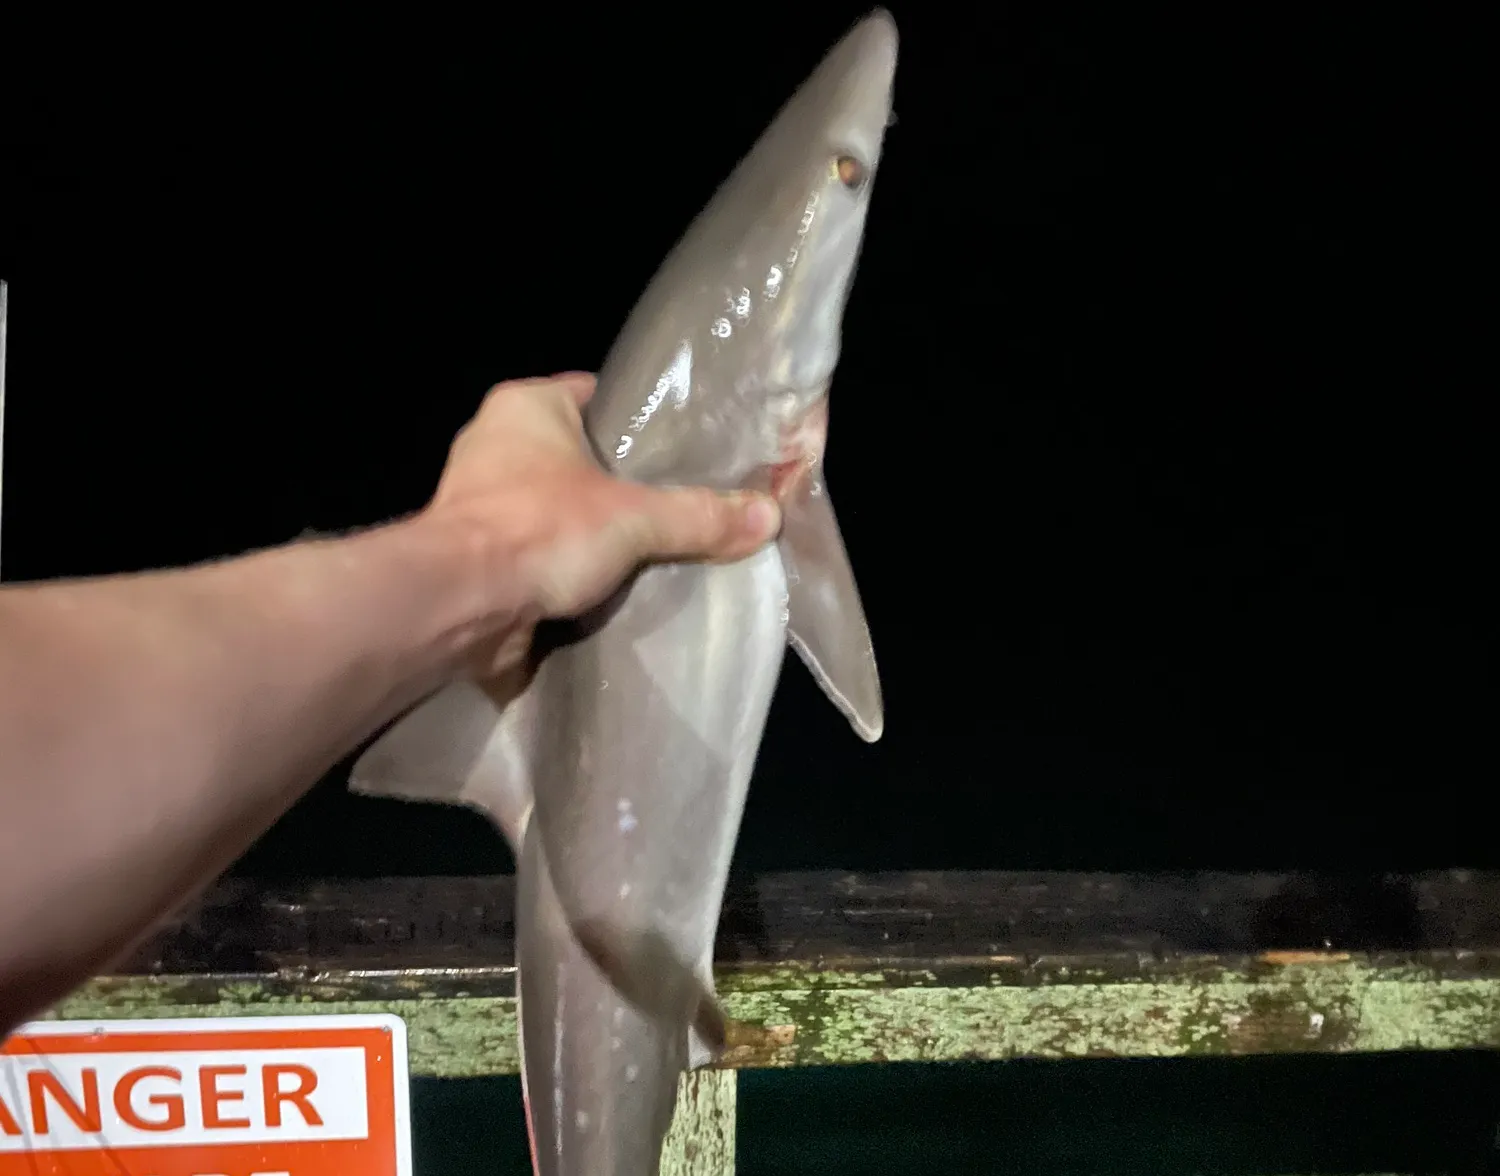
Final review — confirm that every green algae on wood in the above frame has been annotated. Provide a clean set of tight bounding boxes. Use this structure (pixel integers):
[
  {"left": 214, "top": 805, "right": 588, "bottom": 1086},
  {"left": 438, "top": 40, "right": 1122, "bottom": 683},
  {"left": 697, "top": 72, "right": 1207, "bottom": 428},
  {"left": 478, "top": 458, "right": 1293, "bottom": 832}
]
[
  {"left": 38, "top": 868, "right": 1500, "bottom": 1078},
  {"left": 44, "top": 952, "right": 1500, "bottom": 1078},
  {"left": 41, "top": 869, "right": 1500, "bottom": 1079},
  {"left": 29, "top": 871, "right": 1500, "bottom": 1176}
]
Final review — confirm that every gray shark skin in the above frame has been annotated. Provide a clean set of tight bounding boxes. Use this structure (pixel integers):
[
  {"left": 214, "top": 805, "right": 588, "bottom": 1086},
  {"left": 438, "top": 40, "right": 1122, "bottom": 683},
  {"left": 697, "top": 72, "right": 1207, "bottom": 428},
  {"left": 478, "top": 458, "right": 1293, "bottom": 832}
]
[{"left": 351, "top": 11, "right": 896, "bottom": 1173}]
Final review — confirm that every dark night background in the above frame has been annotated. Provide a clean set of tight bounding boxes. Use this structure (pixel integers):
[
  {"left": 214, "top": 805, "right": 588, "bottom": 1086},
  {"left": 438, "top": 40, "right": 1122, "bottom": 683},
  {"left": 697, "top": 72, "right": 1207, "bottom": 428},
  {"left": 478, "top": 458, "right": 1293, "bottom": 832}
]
[{"left": 1, "top": 5, "right": 1493, "bottom": 1172}]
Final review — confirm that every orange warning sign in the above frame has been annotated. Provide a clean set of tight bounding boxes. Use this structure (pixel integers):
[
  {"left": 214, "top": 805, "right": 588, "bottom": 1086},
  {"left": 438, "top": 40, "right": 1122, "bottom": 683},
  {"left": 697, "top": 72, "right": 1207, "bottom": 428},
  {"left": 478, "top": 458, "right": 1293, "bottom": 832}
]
[{"left": 0, "top": 1014, "right": 411, "bottom": 1176}]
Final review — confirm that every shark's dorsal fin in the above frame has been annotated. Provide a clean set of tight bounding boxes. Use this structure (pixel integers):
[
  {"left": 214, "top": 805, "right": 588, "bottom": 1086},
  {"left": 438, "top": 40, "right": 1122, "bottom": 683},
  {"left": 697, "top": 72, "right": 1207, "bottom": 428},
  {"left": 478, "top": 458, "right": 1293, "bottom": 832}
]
[
  {"left": 778, "top": 465, "right": 883, "bottom": 742},
  {"left": 349, "top": 675, "right": 542, "bottom": 855}
]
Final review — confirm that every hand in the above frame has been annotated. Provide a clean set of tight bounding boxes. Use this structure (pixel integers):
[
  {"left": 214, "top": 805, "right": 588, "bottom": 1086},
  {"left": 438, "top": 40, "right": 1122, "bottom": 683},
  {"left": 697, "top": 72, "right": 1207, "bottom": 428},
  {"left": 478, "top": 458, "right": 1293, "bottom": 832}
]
[{"left": 425, "top": 372, "right": 783, "bottom": 684}]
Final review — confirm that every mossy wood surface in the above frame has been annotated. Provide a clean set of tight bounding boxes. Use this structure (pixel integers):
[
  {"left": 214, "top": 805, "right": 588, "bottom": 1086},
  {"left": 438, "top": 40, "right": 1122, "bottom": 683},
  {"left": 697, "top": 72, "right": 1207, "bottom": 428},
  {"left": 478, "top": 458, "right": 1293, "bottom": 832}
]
[{"left": 41, "top": 870, "right": 1500, "bottom": 1078}]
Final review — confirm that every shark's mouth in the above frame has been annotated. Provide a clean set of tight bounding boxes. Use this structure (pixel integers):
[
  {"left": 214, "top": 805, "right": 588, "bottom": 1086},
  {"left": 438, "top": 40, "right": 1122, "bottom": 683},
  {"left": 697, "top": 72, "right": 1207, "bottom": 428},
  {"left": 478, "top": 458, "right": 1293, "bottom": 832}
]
[{"left": 767, "top": 397, "right": 830, "bottom": 501}]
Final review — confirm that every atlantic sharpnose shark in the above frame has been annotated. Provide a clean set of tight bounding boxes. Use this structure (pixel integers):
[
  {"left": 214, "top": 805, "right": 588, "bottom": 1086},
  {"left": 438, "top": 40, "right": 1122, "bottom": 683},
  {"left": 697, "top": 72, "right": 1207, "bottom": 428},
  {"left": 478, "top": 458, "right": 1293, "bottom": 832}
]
[{"left": 350, "top": 10, "right": 897, "bottom": 1172}]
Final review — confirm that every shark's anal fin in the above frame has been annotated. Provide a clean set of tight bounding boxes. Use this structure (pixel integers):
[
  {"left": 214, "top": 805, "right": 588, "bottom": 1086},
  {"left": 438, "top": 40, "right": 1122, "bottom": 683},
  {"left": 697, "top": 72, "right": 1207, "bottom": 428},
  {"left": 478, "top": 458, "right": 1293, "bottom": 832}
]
[
  {"left": 778, "top": 469, "right": 884, "bottom": 742},
  {"left": 349, "top": 676, "right": 539, "bottom": 856}
]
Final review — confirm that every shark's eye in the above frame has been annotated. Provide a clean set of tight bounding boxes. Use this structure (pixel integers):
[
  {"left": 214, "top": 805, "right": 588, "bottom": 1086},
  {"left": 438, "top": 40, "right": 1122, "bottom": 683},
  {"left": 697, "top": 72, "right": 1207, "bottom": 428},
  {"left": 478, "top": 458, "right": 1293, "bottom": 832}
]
[{"left": 834, "top": 154, "right": 866, "bottom": 190}]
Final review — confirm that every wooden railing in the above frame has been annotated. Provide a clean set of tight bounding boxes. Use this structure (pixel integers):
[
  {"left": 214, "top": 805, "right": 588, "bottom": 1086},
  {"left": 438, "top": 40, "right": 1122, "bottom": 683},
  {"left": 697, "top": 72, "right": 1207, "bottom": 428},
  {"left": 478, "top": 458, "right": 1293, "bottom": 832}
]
[{"left": 39, "top": 870, "right": 1500, "bottom": 1173}]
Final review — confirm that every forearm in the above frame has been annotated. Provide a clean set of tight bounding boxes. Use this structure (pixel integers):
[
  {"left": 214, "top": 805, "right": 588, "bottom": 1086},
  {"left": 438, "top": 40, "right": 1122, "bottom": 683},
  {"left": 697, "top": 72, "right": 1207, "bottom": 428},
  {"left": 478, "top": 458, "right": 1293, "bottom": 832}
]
[{"left": 0, "top": 510, "right": 516, "bottom": 1030}]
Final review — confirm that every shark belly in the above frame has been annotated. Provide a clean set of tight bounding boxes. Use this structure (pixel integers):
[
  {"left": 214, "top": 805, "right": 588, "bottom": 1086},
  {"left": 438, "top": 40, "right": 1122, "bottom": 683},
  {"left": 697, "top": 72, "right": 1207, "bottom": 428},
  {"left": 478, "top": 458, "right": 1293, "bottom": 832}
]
[{"left": 520, "top": 542, "right": 788, "bottom": 1173}]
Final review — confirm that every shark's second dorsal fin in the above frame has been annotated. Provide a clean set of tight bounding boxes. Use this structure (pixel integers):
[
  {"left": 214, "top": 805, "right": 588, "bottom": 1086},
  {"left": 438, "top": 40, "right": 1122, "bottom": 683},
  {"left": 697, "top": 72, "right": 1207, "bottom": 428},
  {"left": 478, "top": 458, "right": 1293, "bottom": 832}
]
[
  {"left": 349, "top": 677, "right": 539, "bottom": 855},
  {"left": 778, "top": 470, "right": 884, "bottom": 743}
]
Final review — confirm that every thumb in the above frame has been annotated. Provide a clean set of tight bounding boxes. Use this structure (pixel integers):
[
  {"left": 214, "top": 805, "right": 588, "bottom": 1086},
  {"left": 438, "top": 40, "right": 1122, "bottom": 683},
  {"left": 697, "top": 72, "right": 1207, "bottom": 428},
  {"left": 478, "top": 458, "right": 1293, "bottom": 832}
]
[{"left": 619, "top": 487, "right": 782, "bottom": 565}]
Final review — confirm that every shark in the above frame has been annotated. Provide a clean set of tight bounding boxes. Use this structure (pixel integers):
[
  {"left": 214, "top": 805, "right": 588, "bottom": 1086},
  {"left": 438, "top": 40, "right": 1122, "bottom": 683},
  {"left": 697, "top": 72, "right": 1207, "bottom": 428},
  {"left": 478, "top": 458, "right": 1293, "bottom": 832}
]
[{"left": 350, "top": 10, "right": 897, "bottom": 1172}]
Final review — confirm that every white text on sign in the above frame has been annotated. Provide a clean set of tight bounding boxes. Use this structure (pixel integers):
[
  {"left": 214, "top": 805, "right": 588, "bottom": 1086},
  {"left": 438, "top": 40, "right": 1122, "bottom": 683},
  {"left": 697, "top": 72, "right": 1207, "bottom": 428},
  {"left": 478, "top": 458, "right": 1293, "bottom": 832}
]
[{"left": 0, "top": 1047, "right": 369, "bottom": 1152}]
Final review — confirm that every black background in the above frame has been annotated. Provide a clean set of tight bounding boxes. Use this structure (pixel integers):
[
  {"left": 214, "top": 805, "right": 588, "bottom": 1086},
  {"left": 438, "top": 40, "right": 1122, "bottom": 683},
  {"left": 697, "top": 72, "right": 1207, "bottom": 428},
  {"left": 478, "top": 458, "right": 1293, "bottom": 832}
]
[{"left": 1, "top": 5, "right": 1493, "bottom": 1169}]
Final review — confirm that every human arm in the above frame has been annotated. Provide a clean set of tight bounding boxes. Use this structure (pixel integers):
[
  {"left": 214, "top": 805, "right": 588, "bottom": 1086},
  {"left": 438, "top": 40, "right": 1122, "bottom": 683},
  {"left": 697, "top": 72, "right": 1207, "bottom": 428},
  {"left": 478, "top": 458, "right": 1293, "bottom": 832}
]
[{"left": 0, "top": 372, "right": 780, "bottom": 1033}]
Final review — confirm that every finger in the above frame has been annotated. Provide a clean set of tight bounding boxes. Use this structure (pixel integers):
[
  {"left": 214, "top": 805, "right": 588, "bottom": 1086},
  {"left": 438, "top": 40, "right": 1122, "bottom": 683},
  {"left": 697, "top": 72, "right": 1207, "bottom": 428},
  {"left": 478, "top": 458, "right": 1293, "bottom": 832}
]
[
  {"left": 523, "top": 371, "right": 596, "bottom": 409},
  {"left": 619, "top": 487, "right": 782, "bottom": 565},
  {"left": 467, "top": 376, "right": 591, "bottom": 463},
  {"left": 476, "top": 373, "right": 595, "bottom": 421},
  {"left": 526, "top": 373, "right": 599, "bottom": 436},
  {"left": 509, "top": 371, "right": 594, "bottom": 393},
  {"left": 553, "top": 371, "right": 597, "bottom": 406}
]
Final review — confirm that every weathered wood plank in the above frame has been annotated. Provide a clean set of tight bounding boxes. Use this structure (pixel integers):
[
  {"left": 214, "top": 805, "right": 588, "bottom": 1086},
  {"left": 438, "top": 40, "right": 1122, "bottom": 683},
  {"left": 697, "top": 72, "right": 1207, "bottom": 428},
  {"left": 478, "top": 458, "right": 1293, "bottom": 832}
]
[
  {"left": 49, "top": 956, "right": 1500, "bottom": 1077},
  {"left": 110, "top": 869, "right": 1500, "bottom": 977},
  {"left": 660, "top": 1071, "right": 735, "bottom": 1176},
  {"left": 35, "top": 870, "right": 1500, "bottom": 1077}
]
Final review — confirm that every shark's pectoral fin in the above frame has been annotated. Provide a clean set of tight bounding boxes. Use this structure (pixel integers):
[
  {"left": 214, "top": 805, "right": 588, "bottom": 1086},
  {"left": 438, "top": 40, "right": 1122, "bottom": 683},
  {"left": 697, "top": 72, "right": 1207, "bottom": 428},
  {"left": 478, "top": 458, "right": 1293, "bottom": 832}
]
[
  {"left": 778, "top": 471, "right": 884, "bottom": 741},
  {"left": 348, "top": 675, "right": 541, "bottom": 855}
]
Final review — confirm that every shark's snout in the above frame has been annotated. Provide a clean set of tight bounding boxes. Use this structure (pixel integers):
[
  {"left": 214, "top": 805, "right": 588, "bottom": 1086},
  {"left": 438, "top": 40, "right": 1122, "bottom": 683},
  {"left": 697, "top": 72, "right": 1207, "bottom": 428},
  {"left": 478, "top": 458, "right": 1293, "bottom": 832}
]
[
  {"left": 814, "top": 11, "right": 899, "bottom": 170},
  {"left": 853, "top": 8, "right": 899, "bottom": 71}
]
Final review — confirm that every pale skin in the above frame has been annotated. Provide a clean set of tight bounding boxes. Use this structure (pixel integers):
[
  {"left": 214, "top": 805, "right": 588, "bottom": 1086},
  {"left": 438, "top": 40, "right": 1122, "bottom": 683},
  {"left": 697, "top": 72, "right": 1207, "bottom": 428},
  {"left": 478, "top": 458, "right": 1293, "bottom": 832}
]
[{"left": 0, "top": 372, "right": 782, "bottom": 1035}]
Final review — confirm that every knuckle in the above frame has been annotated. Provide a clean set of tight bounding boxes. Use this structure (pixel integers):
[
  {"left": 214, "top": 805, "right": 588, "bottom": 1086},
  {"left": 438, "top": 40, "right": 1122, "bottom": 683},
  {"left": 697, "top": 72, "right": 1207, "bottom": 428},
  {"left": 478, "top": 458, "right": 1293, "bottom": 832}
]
[{"left": 446, "top": 423, "right": 474, "bottom": 460}]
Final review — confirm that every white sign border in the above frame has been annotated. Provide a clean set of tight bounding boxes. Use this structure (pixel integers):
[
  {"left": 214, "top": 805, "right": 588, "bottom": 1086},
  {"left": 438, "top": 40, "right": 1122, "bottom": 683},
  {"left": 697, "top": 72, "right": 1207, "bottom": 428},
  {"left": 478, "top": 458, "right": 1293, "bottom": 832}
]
[{"left": 9, "top": 1013, "right": 413, "bottom": 1176}]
